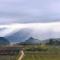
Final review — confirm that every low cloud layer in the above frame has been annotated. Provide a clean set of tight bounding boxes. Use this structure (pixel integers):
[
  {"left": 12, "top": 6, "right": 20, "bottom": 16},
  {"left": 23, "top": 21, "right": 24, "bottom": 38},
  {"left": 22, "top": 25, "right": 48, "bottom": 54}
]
[{"left": 0, "top": 22, "right": 60, "bottom": 41}]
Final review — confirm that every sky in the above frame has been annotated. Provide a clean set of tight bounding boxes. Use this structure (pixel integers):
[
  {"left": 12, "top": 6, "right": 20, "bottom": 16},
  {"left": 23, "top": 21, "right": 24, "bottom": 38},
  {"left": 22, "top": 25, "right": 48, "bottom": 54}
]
[{"left": 0, "top": 0, "right": 60, "bottom": 24}]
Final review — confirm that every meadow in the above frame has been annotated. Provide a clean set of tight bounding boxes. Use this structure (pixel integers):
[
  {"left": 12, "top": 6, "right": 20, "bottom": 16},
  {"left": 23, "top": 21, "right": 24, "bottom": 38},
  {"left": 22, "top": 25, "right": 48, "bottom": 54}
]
[
  {"left": 0, "top": 45, "right": 60, "bottom": 60},
  {"left": 23, "top": 45, "right": 60, "bottom": 60},
  {"left": 0, "top": 55, "right": 16, "bottom": 60},
  {"left": 23, "top": 52, "right": 60, "bottom": 60}
]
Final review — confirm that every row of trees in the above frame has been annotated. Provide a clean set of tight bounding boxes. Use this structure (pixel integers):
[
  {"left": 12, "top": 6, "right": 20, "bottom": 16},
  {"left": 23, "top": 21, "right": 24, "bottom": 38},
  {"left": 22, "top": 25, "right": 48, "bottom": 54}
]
[{"left": 46, "top": 39, "right": 60, "bottom": 45}]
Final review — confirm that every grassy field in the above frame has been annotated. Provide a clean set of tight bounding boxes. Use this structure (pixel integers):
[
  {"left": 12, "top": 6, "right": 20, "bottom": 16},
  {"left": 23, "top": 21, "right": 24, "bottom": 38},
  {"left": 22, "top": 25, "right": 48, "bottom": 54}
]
[
  {"left": 0, "top": 55, "right": 16, "bottom": 60},
  {"left": 0, "top": 52, "right": 60, "bottom": 60},
  {"left": 22, "top": 45, "right": 60, "bottom": 60},
  {"left": 0, "top": 45, "right": 60, "bottom": 60},
  {"left": 23, "top": 52, "right": 60, "bottom": 60}
]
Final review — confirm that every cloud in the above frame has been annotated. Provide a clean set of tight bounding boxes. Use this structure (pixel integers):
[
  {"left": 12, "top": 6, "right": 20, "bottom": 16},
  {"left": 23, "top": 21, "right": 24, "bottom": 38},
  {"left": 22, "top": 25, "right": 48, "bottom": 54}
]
[
  {"left": 0, "top": 0, "right": 60, "bottom": 24},
  {"left": 0, "top": 22, "right": 60, "bottom": 41}
]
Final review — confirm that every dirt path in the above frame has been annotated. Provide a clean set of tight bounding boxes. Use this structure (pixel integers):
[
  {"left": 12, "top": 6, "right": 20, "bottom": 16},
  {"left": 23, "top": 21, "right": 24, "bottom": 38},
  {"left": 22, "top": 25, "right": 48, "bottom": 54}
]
[{"left": 18, "top": 50, "right": 24, "bottom": 60}]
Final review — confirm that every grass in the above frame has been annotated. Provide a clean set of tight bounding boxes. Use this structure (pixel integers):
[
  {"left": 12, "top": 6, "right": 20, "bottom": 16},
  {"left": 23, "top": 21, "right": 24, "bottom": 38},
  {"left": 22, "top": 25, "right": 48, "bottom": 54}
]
[
  {"left": 22, "top": 45, "right": 60, "bottom": 60},
  {"left": 0, "top": 55, "right": 17, "bottom": 60},
  {"left": 0, "top": 52, "right": 60, "bottom": 60},
  {"left": 0, "top": 45, "right": 60, "bottom": 60},
  {"left": 22, "top": 52, "right": 60, "bottom": 60}
]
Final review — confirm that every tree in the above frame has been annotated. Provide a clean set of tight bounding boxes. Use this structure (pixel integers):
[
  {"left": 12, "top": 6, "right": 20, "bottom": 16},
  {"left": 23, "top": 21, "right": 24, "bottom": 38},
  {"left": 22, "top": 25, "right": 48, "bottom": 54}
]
[{"left": 48, "top": 39, "right": 54, "bottom": 45}]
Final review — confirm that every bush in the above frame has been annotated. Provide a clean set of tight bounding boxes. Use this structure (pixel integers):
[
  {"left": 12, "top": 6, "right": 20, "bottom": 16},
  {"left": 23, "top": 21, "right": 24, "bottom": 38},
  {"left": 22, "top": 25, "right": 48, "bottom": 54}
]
[{"left": 25, "top": 47, "right": 48, "bottom": 51}]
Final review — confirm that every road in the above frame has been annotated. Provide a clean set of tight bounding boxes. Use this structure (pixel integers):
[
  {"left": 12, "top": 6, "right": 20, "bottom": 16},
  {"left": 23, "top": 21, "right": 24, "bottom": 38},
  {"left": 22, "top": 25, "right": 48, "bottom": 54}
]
[{"left": 18, "top": 50, "right": 24, "bottom": 60}]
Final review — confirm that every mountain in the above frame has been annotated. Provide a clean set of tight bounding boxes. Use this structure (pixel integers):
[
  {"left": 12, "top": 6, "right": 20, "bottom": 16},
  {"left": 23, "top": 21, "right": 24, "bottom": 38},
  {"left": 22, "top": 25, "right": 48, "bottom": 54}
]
[
  {"left": 17, "top": 37, "right": 41, "bottom": 45},
  {"left": 0, "top": 37, "right": 10, "bottom": 45},
  {"left": 6, "top": 28, "right": 32, "bottom": 43},
  {"left": 0, "top": 23, "right": 60, "bottom": 44}
]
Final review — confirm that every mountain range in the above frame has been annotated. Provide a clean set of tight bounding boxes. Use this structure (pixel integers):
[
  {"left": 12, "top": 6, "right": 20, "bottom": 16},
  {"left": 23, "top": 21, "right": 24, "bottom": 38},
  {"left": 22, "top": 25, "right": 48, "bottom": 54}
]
[
  {"left": 0, "top": 23, "right": 60, "bottom": 44},
  {"left": 18, "top": 37, "right": 41, "bottom": 45},
  {"left": 17, "top": 37, "right": 60, "bottom": 45}
]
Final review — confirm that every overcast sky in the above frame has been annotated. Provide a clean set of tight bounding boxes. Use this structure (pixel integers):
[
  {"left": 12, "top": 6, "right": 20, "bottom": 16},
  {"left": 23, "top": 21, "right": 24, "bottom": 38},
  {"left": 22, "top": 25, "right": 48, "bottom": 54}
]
[{"left": 0, "top": 0, "right": 60, "bottom": 24}]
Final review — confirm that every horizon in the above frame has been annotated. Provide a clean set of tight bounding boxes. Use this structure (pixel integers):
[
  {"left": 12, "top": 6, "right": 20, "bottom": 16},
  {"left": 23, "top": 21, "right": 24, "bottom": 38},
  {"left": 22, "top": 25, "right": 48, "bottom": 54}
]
[
  {"left": 0, "top": 22, "right": 60, "bottom": 43},
  {"left": 0, "top": 0, "right": 60, "bottom": 43},
  {"left": 0, "top": 0, "right": 60, "bottom": 60}
]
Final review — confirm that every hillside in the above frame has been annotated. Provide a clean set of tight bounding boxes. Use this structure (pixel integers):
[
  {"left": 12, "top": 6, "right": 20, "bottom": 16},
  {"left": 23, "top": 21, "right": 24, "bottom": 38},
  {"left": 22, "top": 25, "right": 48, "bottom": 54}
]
[
  {"left": 0, "top": 37, "right": 10, "bottom": 45},
  {"left": 17, "top": 37, "right": 41, "bottom": 45}
]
